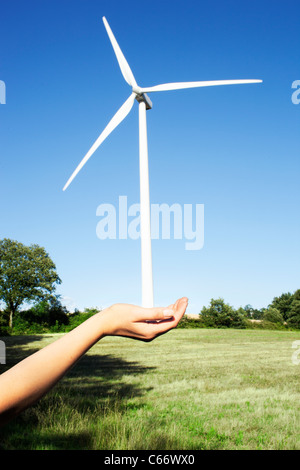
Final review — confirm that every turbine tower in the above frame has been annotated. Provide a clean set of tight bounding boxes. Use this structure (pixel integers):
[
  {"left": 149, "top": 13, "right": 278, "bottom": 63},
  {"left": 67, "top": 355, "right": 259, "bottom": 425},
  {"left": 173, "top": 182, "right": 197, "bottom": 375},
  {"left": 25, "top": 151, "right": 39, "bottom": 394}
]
[{"left": 63, "top": 16, "right": 262, "bottom": 308}]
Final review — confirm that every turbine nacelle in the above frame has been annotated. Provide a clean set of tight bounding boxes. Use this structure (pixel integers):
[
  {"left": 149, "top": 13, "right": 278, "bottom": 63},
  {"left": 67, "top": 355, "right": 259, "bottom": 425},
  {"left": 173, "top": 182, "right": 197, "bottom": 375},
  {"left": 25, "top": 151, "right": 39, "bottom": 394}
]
[
  {"left": 134, "top": 91, "right": 153, "bottom": 110},
  {"left": 132, "top": 85, "right": 152, "bottom": 110}
]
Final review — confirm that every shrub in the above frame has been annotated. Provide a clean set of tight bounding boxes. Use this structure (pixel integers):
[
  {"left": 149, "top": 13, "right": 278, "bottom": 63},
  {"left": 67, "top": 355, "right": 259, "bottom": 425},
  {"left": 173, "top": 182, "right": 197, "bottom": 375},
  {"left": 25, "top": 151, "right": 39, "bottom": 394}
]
[
  {"left": 200, "top": 298, "right": 246, "bottom": 329},
  {"left": 65, "top": 310, "right": 99, "bottom": 331},
  {"left": 177, "top": 316, "right": 206, "bottom": 329},
  {"left": 244, "top": 319, "right": 287, "bottom": 330},
  {"left": 0, "top": 310, "right": 10, "bottom": 335},
  {"left": 18, "top": 299, "right": 69, "bottom": 329},
  {"left": 263, "top": 307, "right": 284, "bottom": 324}
]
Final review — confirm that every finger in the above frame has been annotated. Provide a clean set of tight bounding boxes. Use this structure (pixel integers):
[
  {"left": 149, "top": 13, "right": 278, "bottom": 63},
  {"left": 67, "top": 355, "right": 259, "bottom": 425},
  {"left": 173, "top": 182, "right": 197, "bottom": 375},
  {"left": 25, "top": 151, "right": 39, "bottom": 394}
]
[
  {"left": 144, "top": 297, "right": 188, "bottom": 327},
  {"left": 173, "top": 297, "right": 189, "bottom": 323},
  {"left": 146, "top": 307, "right": 175, "bottom": 323},
  {"left": 134, "top": 297, "right": 188, "bottom": 323},
  {"left": 147, "top": 299, "right": 188, "bottom": 337},
  {"left": 135, "top": 306, "right": 175, "bottom": 323},
  {"left": 175, "top": 297, "right": 188, "bottom": 313},
  {"left": 156, "top": 297, "right": 188, "bottom": 322}
]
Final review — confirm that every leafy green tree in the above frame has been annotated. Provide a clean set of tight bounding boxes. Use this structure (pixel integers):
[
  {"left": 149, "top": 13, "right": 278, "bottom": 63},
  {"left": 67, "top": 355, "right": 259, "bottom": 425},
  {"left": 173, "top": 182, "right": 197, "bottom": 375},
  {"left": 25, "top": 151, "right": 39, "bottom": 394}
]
[
  {"left": 0, "top": 238, "right": 61, "bottom": 328},
  {"left": 269, "top": 292, "right": 294, "bottom": 321},
  {"left": 21, "top": 297, "right": 69, "bottom": 327},
  {"left": 287, "top": 289, "right": 300, "bottom": 329},
  {"left": 200, "top": 298, "right": 246, "bottom": 328},
  {"left": 236, "top": 306, "right": 247, "bottom": 317},
  {"left": 263, "top": 307, "right": 284, "bottom": 324},
  {"left": 243, "top": 304, "right": 254, "bottom": 318}
]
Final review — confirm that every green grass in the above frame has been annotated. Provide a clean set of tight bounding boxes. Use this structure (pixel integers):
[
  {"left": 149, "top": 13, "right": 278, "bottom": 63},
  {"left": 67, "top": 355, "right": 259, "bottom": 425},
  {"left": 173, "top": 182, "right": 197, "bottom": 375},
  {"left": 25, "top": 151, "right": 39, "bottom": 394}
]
[{"left": 1, "top": 328, "right": 300, "bottom": 450}]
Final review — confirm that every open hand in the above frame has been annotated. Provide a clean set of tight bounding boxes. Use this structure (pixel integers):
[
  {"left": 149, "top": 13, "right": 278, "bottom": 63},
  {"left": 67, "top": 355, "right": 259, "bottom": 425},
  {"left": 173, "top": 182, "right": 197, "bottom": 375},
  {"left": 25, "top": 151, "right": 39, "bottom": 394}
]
[{"left": 99, "top": 297, "right": 188, "bottom": 341}]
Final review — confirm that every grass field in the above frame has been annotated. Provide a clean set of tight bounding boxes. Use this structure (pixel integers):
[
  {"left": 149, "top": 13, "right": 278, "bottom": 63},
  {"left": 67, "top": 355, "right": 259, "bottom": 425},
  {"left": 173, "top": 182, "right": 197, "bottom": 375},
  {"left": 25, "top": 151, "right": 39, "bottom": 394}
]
[{"left": 0, "top": 328, "right": 300, "bottom": 450}]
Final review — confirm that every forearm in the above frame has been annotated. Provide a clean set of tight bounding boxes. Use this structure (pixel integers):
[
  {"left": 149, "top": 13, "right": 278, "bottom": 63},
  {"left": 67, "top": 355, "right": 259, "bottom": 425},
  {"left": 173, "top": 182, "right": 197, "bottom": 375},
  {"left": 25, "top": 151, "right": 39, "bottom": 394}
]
[
  {"left": 0, "top": 297, "right": 187, "bottom": 427},
  {"left": 0, "top": 309, "right": 107, "bottom": 425}
]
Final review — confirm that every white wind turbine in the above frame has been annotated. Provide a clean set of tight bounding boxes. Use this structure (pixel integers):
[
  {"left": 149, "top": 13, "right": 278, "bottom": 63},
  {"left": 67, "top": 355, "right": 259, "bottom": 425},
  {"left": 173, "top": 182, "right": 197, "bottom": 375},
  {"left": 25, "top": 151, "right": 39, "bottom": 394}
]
[{"left": 63, "top": 16, "right": 262, "bottom": 308}]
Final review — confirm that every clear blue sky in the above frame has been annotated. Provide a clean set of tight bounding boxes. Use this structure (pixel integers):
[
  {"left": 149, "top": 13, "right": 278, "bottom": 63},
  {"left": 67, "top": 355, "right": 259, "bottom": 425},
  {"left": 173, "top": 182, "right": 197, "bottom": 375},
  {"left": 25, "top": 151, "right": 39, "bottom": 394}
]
[{"left": 0, "top": 0, "right": 299, "bottom": 313}]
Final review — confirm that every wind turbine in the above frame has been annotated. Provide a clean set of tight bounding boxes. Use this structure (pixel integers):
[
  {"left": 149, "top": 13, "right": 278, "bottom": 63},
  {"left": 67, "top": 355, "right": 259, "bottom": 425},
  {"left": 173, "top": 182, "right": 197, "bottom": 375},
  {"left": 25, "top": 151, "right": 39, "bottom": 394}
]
[{"left": 63, "top": 16, "right": 262, "bottom": 308}]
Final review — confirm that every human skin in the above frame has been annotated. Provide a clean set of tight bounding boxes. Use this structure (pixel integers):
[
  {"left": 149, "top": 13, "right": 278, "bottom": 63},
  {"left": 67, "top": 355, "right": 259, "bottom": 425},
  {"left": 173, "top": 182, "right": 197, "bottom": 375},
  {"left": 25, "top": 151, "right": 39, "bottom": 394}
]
[{"left": 0, "top": 297, "right": 188, "bottom": 426}]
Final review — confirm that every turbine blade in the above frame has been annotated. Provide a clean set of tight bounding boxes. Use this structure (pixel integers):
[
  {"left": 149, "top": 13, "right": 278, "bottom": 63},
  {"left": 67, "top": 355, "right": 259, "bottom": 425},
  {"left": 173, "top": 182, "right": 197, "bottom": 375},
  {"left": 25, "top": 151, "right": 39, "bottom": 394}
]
[
  {"left": 102, "top": 16, "right": 137, "bottom": 87},
  {"left": 141, "top": 79, "right": 262, "bottom": 93},
  {"left": 63, "top": 93, "right": 135, "bottom": 191}
]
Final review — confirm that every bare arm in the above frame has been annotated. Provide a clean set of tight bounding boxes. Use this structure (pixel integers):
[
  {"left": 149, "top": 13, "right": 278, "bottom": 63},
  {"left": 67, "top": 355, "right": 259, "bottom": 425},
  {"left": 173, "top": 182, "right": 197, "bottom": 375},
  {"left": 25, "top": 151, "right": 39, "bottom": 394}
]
[{"left": 0, "top": 297, "right": 188, "bottom": 426}]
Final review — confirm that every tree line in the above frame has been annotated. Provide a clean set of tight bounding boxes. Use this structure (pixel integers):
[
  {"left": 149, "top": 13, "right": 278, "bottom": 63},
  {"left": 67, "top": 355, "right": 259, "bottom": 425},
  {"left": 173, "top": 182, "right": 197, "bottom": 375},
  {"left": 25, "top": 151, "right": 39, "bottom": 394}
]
[
  {"left": 0, "top": 238, "right": 299, "bottom": 334},
  {"left": 191, "top": 292, "right": 300, "bottom": 330}
]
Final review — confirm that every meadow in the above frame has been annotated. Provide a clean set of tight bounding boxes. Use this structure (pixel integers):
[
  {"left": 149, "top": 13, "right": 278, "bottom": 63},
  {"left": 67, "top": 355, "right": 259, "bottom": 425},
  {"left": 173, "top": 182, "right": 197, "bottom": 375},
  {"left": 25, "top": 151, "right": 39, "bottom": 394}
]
[{"left": 0, "top": 328, "right": 300, "bottom": 450}]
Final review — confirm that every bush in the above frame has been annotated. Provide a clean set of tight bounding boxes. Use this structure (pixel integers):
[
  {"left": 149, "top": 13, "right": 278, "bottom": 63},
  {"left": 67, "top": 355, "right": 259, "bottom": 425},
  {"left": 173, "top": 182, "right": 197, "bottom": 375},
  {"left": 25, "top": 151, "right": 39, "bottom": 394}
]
[
  {"left": 0, "top": 310, "right": 10, "bottom": 335},
  {"left": 245, "top": 319, "right": 286, "bottom": 330},
  {"left": 263, "top": 307, "right": 284, "bottom": 324},
  {"left": 12, "top": 316, "right": 49, "bottom": 334},
  {"left": 200, "top": 298, "right": 246, "bottom": 329},
  {"left": 177, "top": 316, "right": 206, "bottom": 329},
  {"left": 0, "top": 325, "right": 10, "bottom": 336},
  {"left": 9, "top": 299, "right": 69, "bottom": 334},
  {"left": 15, "top": 299, "right": 69, "bottom": 330},
  {"left": 10, "top": 306, "right": 100, "bottom": 334},
  {"left": 66, "top": 310, "right": 97, "bottom": 331}
]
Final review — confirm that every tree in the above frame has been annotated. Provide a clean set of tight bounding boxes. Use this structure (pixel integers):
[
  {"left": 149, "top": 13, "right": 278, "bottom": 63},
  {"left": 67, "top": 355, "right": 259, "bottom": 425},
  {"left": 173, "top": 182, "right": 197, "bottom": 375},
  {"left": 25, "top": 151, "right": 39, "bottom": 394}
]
[
  {"left": 243, "top": 304, "right": 254, "bottom": 318},
  {"left": 287, "top": 289, "right": 300, "bottom": 329},
  {"left": 0, "top": 238, "right": 61, "bottom": 328},
  {"left": 263, "top": 307, "right": 284, "bottom": 324},
  {"left": 200, "top": 298, "right": 246, "bottom": 329},
  {"left": 21, "top": 297, "right": 69, "bottom": 327},
  {"left": 269, "top": 292, "right": 294, "bottom": 321}
]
